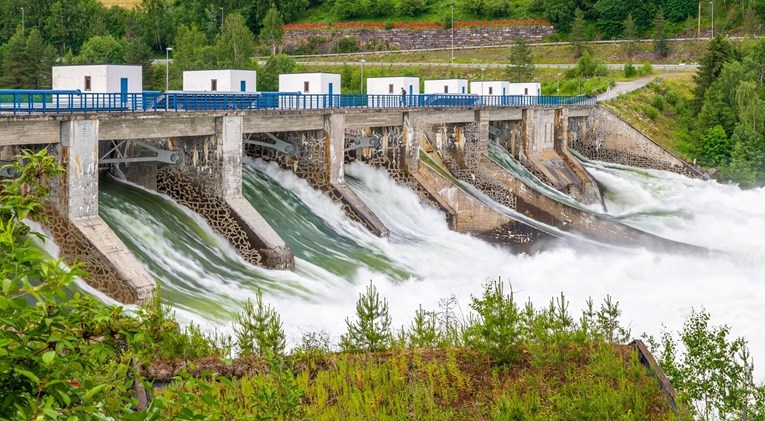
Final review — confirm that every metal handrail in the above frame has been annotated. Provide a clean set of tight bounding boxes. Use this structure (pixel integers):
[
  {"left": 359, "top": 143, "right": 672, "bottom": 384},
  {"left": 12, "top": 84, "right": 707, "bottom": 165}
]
[{"left": 0, "top": 89, "right": 596, "bottom": 115}]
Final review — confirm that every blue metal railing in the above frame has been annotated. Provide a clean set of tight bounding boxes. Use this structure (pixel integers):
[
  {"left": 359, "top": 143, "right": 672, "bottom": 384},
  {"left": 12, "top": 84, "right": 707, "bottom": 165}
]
[{"left": 0, "top": 90, "right": 596, "bottom": 115}]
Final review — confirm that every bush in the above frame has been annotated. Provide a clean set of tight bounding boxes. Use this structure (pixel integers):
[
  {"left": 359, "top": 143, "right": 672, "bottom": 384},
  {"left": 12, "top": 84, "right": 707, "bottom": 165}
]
[
  {"left": 637, "top": 61, "right": 653, "bottom": 76},
  {"left": 665, "top": 90, "right": 679, "bottom": 107},
  {"left": 623, "top": 62, "right": 636, "bottom": 78},
  {"left": 644, "top": 105, "right": 659, "bottom": 120},
  {"left": 334, "top": 36, "right": 360, "bottom": 53},
  {"left": 651, "top": 94, "right": 665, "bottom": 112},
  {"left": 464, "top": 278, "right": 522, "bottom": 364}
]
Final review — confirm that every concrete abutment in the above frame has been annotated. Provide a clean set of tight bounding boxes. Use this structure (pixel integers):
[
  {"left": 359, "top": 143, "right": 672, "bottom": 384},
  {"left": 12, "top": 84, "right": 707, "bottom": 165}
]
[{"left": 45, "top": 119, "right": 155, "bottom": 304}]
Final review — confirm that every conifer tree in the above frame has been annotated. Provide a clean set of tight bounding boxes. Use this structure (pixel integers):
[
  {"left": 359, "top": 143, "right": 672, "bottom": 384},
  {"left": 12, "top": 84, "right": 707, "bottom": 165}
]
[
  {"left": 234, "top": 289, "right": 286, "bottom": 357},
  {"left": 340, "top": 281, "right": 392, "bottom": 352},
  {"left": 622, "top": 14, "right": 638, "bottom": 59},
  {"left": 508, "top": 37, "right": 535, "bottom": 83},
  {"left": 570, "top": 8, "right": 587, "bottom": 58},
  {"left": 260, "top": 4, "right": 285, "bottom": 56},
  {"left": 653, "top": 8, "right": 669, "bottom": 58}
]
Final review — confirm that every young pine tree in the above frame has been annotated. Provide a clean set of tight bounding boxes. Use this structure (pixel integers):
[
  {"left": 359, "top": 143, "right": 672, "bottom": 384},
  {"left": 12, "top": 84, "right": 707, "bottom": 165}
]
[
  {"left": 260, "top": 4, "right": 285, "bottom": 56},
  {"left": 340, "top": 281, "right": 393, "bottom": 352},
  {"left": 234, "top": 289, "right": 286, "bottom": 357},
  {"left": 622, "top": 14, "right": 638, "bottom": 59},
  {"left": 570, "top": 8, "right": 587, "bottom": 58},
  {"left": 653, "top": 8, "right": 669, "bottom": 58},
  {"left": 508, "top": 37, "right": 535, "bottom": 83}
]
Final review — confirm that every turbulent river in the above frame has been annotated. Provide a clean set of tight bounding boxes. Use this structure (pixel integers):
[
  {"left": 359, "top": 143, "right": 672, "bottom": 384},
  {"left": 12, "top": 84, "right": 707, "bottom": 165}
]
[{"left": 96, "top": 156, "right": 765, "bottom": 374}]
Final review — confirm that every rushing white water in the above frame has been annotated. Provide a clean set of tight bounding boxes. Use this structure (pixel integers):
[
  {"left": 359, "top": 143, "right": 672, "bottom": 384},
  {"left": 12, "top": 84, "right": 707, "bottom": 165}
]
[{"left": 96, "top": 159, "right": 765, "bottom": 378}]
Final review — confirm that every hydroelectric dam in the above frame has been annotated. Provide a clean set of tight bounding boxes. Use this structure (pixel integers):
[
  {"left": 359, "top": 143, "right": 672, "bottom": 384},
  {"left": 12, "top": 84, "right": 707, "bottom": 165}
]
[{"left": 4, "top": 90, "right": 764, "bottom": 369}]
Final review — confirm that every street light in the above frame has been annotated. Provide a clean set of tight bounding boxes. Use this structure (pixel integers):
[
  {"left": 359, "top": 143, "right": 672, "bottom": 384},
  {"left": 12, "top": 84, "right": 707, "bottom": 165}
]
[
  {"left": 450, "top": 6, "right": 454, "bottom": 63},
  {"left": 360, "top": 59, "right": 365, "bottom": 94},
  {"left": 710, "top": 0, "right": 714, "bottom": 38},
  {"left": 20, "top": 7, "right": 24, "bottom": 34},
  {"left": 165, "top": 47, "right": 173, "bottom": 92},
  {"left": 481, "top": 67, "right": 485, "bottom": 95},
  {"left": 556, "top": 73, "right": 561, "bottom": 95},
  {"left": 220, "top": 7, "right": 224, "bottom": 28}
]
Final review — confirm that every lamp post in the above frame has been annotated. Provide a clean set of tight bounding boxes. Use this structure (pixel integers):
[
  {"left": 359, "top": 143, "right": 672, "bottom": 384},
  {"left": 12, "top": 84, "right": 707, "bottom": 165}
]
[
  {"left": 165, "top": 47, "right": 173, "bottom": 92},
  {"left": 220, "top": 7, "right": 224, "bottom": 28},
  {"left": 556, "top": 73, "right": 561, "bottom": 95},
  {"left": 20, "top": 7, "right": 24, "bottom": 34},
  {"left": 450, "top": 5, "right": 454, "bottom": 63},
  {"left": 360, "top": 59, "right": 365, "bottom": 94},
  {"left": 481, "top": 67, "right": 485, "bottom": 95},
  {"left": 710, "top": 0, "right": 714, "bottom": 38}
]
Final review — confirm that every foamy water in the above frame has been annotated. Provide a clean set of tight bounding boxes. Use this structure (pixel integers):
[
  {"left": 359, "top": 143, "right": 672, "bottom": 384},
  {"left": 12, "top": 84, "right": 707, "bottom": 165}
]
[{"left": 96, "top": 160, "right": 765, "bottom": 378}]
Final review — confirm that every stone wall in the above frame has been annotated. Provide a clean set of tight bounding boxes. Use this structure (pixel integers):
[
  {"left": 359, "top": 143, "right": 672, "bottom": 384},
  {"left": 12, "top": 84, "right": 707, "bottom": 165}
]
[
  {"left": 283, "top": 26, "right": 556, "bottom": 53},
  {"left": 570, "top": 106, "right": 704, "bottom": 178}
]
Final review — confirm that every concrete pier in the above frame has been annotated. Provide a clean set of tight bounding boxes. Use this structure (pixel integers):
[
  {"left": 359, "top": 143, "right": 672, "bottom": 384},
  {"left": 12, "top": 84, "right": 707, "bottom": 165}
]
[
  {"left": 45, "top": 119, "right": 156, "bottom": 304},
  {"left": 152, "top": 116, "right": 294, "bottom": 269}
]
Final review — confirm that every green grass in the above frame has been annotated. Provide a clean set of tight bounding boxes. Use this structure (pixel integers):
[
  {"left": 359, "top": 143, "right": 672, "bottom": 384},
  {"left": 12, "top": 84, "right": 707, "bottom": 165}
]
[
  {"left": 603, "top": 73, "right": 696, "bottom": 160},
  {"left": 152, "top": 346, "right": 678, "bottom": 420}
]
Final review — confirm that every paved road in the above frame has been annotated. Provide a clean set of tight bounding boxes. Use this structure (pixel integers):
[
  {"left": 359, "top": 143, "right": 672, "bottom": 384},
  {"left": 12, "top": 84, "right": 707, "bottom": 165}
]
[
  {"left": 292, "top": 61, "right": 699, "bottom": 71},
  {"left": 596, "top": 76, "right": 656, "bottom": 102}
]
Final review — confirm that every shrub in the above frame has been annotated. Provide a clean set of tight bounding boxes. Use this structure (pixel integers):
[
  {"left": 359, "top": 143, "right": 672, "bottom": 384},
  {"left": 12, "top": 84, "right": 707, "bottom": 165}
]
[
  {"left": 334, "top": 36, "right": 360, "bottom": 53},
  {"left": 652, "top": 94, "right": 665, "bottom": 112},
  {"left": 644, "top": 105, "right": 659, "bottom": 120},
  {"left": 665, "top": 90, "right": 679, "bottom": 107},
  {"left": 637, "top": 61, "right": 653, "bottom": 76},
  {"left": 624, "top": 62, "right": 636, "bottom": 78}
]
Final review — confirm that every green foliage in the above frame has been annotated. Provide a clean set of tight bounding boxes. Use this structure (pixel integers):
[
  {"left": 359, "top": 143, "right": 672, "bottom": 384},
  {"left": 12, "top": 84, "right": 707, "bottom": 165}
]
[
  {"left": 652, "top": 308, "right": 765, "bottom": 420},
  {"left": 234, "top": 290, "right": 286, "bottom": 358},
  {"left": 150, "top": 358, "right": 305, "bottom": 420},
  {"left": 622, "top": 13, "right": 639, "bottom": 59},
  {"left": 637, "top": 60, "right": 653, "bottom": 76},
  {"left": 259, "top": 54, "right": 296, "bottom": 91},
  {"left": 75, "top": 34, "right": 127, "bottom": 64},
  {"left": 507, "top": 37, "right": 536, "bottom": 83},
  {"left": 567, "top": 49, "right": 608, "bottom": 79},
  {"left": 334, "top": 36, "right": 361, "bottom": 54},
  {"left": 693, "top": 36, "right": 737, "bottom": 114},
  {"left": 260, "top": 4, "right": 285, "bottom": 56},
  {"left": 464, "top": 278, "right": 522, "bottom": 364},
  {"left": 653, "top": 8, "right": 669, "bottom": 58},
  {"left": 0, "top": 29, "right": 55, "bottom": 89},
  {"left": 699, "top": 125, "right": 732, "bottom": 167},
  {"left": 398, "top": 0, "right": 428, "bottom": 17},
  {"left": 340, "top": 281, "right": 393, "bottom": 352},
  {"left": 214, "top": 13, "right": 256, "bottom": 69},
  {"left": 624, "top": 62, "right": 637, "bottom": 78},
  {"left": 569, "top": 8, "right": 588, "bottom": 58},
  {"left": 408, "top": 305, "right": 439, "bottom": 348}
]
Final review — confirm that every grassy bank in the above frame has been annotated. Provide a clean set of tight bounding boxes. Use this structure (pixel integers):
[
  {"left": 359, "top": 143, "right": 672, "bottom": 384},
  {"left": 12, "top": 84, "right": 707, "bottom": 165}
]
[
  {"left": 148, "top": 346, "right": 676, "bottom": 419},
  {"left": 603, "top": 73, "right": 695, "bottom": 160},
  {"left": 298, "top": 39, "right": 710, "bottom": 65}
]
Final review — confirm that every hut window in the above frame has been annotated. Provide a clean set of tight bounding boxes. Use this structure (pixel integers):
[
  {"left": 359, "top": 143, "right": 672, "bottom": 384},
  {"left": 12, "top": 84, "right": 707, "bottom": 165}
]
[{"left": 84, "top": 76, "right": 91, "bottom": 91}]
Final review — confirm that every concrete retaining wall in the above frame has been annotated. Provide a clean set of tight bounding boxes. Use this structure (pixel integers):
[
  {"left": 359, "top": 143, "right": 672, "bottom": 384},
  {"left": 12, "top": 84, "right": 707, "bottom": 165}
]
[{"left": 570, "top": 106, "right": 703, "bottom": 178}]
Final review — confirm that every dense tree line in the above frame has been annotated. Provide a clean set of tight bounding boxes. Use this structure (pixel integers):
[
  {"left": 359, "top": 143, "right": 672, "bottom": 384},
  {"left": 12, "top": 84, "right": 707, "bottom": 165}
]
[{"left": 684, "top": 36, "right": 765, "bottom": 186}]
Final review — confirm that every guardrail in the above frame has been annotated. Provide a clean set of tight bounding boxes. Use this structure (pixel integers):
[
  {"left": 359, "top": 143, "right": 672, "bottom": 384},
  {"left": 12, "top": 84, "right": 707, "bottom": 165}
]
[{"left": 0, "top": 89, "right": 595, "bottom": 115}]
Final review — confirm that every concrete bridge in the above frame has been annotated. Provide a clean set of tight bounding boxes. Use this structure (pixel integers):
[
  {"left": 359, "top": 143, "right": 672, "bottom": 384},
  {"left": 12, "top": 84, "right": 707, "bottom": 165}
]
[{"left": 0, "top": 91, "right": 702, "bottom": 304}]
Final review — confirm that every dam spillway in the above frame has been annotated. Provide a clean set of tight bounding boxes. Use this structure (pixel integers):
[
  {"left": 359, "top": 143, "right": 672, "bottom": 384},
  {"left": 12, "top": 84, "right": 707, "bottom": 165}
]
[{"left": 95, "top": 158, "right": 765, "bottom": 375}]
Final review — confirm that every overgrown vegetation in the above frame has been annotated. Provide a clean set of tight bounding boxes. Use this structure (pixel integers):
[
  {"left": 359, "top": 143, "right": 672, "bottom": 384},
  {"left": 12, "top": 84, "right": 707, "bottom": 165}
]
[
  {"left": 607, "top": 36, "right": 765, "bottom": 187},
  {"left": 1, "top": 152, "right": 763, "bottom": 418}
]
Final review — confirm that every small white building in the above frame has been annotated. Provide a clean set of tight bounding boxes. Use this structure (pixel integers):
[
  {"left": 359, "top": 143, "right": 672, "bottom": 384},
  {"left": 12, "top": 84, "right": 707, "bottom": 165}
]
[
  {"left": 366, "top": 77, "right": 420, "bottom": 96},
  {"left": 507, "top": 82, "right": 541, "bottom": 96},
  {"left": 365, "top": 77, "right": 419, "bottom": 107},
  {"left": 424, "top": 79, "right": 468, "bottom": 95},
  {"left": 52, "top": 64, "right": 142, "bottom": 93},
  {"left": 182, "top": 70, "right": 257, "bottom": 92},
  {"left": 278, "top": 73, "right": 341, "bottom": 109},
  {"left": 470, "top": 81, "right": 510, "bottom": 96},
  {"left": 279, "top": 73, "right": 341, "bottom": 95}
]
